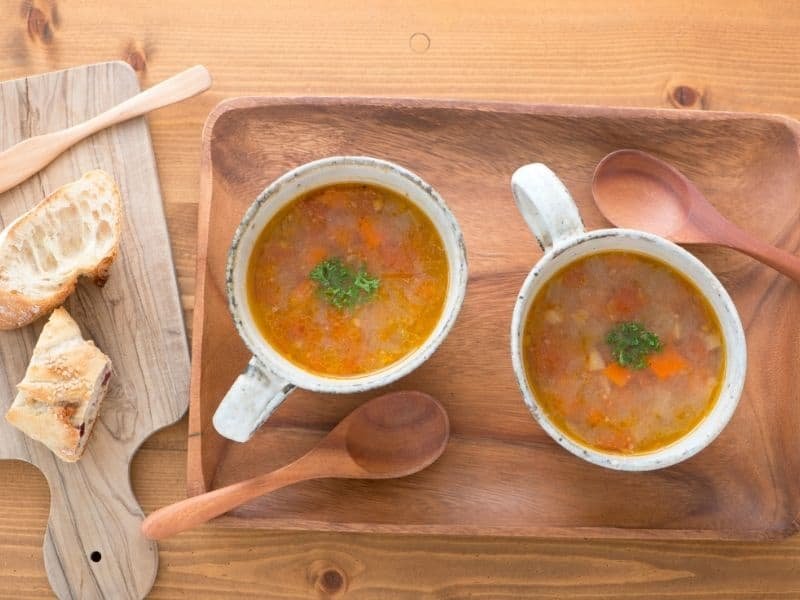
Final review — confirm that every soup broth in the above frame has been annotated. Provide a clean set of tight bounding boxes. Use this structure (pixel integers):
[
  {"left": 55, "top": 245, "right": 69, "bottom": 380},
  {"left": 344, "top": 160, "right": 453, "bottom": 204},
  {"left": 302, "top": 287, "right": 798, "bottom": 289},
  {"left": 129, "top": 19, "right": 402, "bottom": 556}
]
[
  {"left": 522, "top": 251, "right": 725, "bottom": 454},
  {"left": 247, "top": 183, "right": 448, "bottom": 377}
]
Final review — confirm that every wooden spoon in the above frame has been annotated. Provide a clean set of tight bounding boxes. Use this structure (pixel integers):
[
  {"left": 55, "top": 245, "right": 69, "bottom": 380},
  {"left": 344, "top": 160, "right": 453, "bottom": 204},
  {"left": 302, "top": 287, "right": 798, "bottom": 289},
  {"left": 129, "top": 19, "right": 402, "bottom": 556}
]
[
  {"left": 0, "top": 64, "right": 212, "bottom": 194},
  {"left": 141, "top": 391, "right": 449, "bottom": 540},
  {"left": 592, "top": 149, "right": 800, "bottom": 282}
]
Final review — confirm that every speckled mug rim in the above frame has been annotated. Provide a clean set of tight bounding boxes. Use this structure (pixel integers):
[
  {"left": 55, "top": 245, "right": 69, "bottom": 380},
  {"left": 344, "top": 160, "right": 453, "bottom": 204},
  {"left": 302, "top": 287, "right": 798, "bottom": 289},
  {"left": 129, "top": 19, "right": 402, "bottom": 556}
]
[{"left": 226, "top": 155, "right": 468, "bottom": 394}]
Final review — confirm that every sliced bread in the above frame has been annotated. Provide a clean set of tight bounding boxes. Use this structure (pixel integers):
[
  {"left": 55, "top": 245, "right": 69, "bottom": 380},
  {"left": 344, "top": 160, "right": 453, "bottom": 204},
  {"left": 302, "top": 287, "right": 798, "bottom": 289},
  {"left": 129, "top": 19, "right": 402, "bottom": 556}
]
[
  {"left": 0, "top": 170, "right": 122, "bottom": 329},
  {"left": 5, "top": 307, "right": 112, "bottom": 462}
]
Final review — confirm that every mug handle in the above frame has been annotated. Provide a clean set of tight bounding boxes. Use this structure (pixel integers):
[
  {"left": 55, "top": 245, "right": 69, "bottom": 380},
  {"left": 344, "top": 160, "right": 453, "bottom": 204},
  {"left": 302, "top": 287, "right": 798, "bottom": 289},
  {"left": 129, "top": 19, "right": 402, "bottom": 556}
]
[
  {"left": 511, "top": 163, "right": 585, "bottom": 250},
  {"left": 212, "top": 356, "right": 296, "bottom": 443}
]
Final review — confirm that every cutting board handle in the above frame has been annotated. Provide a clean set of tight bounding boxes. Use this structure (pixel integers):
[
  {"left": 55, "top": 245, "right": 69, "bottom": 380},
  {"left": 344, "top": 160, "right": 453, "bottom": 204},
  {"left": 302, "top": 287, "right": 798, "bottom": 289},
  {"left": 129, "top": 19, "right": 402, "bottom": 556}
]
[{"left": 39, "top": 454, "right": 158, "bottom": 600}]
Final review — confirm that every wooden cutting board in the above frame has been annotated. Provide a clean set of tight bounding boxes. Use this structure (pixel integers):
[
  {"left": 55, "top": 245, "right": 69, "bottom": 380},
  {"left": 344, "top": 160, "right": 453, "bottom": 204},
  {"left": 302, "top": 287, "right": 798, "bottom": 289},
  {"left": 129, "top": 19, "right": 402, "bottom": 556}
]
[
  {"left": 0, "top": 63, "right": 190, "bottom": 599},
  {"left": 189, "top": 97, "right": 800, "bottom": 540}
]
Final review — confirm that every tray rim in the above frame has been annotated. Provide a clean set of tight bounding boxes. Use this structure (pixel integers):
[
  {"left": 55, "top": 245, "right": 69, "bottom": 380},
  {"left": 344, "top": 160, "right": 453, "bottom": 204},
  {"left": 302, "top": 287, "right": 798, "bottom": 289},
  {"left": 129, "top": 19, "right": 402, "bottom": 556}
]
[{"left": 189, "top": 96, "right": 800, "bottom": 540}]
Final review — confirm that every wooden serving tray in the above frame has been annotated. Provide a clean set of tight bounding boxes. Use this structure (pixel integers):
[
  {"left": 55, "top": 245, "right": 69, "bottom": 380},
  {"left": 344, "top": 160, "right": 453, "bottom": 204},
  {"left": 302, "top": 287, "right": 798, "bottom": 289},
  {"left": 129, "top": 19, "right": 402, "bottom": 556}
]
[{"left": 189, "top": 98, "right": 800, "bottom": 540}]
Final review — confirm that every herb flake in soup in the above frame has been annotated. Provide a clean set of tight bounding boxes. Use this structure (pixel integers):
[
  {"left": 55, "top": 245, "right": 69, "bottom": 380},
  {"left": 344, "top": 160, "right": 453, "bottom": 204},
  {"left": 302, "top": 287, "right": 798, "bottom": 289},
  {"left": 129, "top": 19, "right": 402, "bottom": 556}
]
[
  {"left": 522, "top": 251, "right": 725, "bottom": 455},
  {"left": 247, "top": 183, "right": 448, "bottom": 377}
]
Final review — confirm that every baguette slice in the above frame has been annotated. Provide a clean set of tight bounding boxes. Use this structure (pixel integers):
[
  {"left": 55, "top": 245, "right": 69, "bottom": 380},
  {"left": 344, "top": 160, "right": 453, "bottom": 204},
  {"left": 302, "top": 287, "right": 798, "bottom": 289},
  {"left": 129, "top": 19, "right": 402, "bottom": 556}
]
[
  {"left": 5, "top": 307, "right": 112, "bottom": 462},
  {"left": 0, "top": 170, "right": 122, "bottom": 329}
]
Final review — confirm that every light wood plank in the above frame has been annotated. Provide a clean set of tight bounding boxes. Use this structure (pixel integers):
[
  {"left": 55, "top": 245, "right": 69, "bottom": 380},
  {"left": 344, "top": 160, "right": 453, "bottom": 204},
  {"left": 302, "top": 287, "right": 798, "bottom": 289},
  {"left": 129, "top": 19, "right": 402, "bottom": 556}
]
[{"left": 1, "top": 1, "right": 800, "bottom": 597}]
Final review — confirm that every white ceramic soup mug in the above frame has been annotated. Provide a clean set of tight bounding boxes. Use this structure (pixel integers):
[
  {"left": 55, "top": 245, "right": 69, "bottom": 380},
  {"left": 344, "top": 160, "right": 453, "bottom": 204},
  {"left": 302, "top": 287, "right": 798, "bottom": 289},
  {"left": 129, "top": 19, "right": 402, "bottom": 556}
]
[
  {"left": 509, "top": 163, "right": 746, "bottom": 471},
  {"left": 213, "top": 156, "right": 468, "bottom": 442}
]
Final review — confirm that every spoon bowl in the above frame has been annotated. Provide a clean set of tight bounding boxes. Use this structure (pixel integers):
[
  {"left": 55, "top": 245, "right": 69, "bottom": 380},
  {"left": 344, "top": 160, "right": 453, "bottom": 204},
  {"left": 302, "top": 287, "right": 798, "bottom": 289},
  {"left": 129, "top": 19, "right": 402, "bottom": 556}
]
[
  {"left": 340, "top": 391, "right": 449, "bottom": 477},
  {"left": 593, "top": 150, "right": 698, "bottom": 240},
  {"left": 141, "top": 391, "right": 448, "bottom": 540},
  {"left": 592, "top": 149, "right": 800, "bottom": 282}
]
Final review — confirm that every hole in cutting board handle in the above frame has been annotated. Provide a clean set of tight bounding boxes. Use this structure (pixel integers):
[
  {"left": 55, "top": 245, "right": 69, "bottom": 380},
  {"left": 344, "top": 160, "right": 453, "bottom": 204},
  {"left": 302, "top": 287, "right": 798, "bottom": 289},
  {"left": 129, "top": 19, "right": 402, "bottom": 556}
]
[{"left": 90, "top": 551, "right": 102, "bottom": 563}]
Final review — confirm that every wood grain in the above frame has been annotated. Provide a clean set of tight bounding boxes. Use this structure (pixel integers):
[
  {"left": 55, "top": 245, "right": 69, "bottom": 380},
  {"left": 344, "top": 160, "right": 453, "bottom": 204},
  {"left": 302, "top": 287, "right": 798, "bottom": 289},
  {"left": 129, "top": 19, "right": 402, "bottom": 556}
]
[
  {"left": 0, "top": 63, "right": 191, "bottom": 599},
  {"left": 191, "top": 97, "right": 800, "bottom": 540},
  {"left": 147, "top": 392, "right": 448, "bottom": 540},
  {"left": 2, "top": 0, "right": 800, "bottom": 598}
]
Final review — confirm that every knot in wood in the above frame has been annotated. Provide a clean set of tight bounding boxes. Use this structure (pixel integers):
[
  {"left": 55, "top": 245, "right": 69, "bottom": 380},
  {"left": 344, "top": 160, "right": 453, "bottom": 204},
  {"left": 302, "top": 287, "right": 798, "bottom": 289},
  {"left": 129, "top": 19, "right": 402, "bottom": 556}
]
[
  {"left": 317, "top": 567, "right": 346, "bottom": 596},
  {"left": 25, "top": 5, "right": 54, "bottom": 45},
  {"left": 670, "top": 85, "right": 704, "bottom": 109},
  {"left": 123, "top": 40, "right": 148, "bottom": 73}
]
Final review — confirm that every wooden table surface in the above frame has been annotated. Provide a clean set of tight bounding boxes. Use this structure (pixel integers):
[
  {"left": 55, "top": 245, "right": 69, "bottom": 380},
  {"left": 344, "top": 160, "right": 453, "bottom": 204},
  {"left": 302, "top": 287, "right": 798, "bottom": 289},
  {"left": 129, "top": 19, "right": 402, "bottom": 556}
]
[{"left": 1, "top": 1, "right": 799, "bottom": 598}]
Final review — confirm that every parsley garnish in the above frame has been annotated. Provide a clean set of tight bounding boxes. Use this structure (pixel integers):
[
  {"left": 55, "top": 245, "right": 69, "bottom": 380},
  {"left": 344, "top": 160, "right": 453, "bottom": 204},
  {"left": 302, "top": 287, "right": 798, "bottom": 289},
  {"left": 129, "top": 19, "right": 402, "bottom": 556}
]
[
  {"left": 606, "top": 321, "right": 662, "bottom": 369},
  {"left": 310, "top": 257, "right": 380, "bottom": 310}
]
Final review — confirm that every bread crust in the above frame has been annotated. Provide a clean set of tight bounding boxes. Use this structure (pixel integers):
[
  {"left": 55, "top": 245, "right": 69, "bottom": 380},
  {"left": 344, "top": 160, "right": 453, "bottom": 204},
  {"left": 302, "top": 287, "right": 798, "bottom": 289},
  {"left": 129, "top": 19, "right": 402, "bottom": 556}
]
[
  {"left": 0, "top": 170, "right": 122, "bottom": 330},
  {"left": 5, "top": 307, "right": 112, "bottom": 462}
]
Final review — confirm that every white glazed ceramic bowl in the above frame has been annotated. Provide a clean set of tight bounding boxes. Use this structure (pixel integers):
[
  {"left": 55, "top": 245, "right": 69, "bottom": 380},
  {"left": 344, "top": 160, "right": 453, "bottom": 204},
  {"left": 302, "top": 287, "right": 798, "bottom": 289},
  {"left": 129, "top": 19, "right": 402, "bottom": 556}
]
[
  {"left": 509, "top": 163, "right": 746, "bottom": 471},
  {"left": 213, "top": 156, "right": 467, "bottom": 442}
]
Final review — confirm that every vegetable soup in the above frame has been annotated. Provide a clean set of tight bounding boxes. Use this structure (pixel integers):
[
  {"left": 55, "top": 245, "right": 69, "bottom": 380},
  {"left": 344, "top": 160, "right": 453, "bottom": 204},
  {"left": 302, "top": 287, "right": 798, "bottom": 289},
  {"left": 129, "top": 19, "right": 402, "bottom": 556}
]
[
  {"left": 247, "top": 182, "right": 448, "bottom": 377},
  {"left": 522, "top": 251, "right": 725, "bottom": 455}
]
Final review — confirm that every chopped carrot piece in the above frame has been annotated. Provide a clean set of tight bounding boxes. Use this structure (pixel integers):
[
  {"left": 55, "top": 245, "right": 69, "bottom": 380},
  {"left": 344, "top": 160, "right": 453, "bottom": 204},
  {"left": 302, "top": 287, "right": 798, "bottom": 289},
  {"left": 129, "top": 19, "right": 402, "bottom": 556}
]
[
  {"left": 604, "top": 362, "right": 632, "bottom": 387},
  {"left": 648, "top": 347, "right": 688, "bottom": 379},
  {"left": 358, "top": 217, "right": 382, "bottom": 248},
  {"left": 605, "top": 283, "right": 645, "bottom": 319},
  {"left": 587, "top": 408, "right": 605, "bottom": 426}
]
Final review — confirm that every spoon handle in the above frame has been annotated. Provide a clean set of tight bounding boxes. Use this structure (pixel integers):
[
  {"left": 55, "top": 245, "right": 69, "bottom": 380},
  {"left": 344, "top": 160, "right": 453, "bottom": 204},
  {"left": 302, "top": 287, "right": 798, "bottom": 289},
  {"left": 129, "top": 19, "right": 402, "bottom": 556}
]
[
  {"left": 141, "top": 461, "right": 312, "bottom": 540},
  {"left": 74, "top": 64, "right": 212, "bottom": 136},
  {"left": 720, "top": 224, "right": 800, "bottom": 283},
  {"left": 0, "top": 65, "right": 211, "bottom": 195}
]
